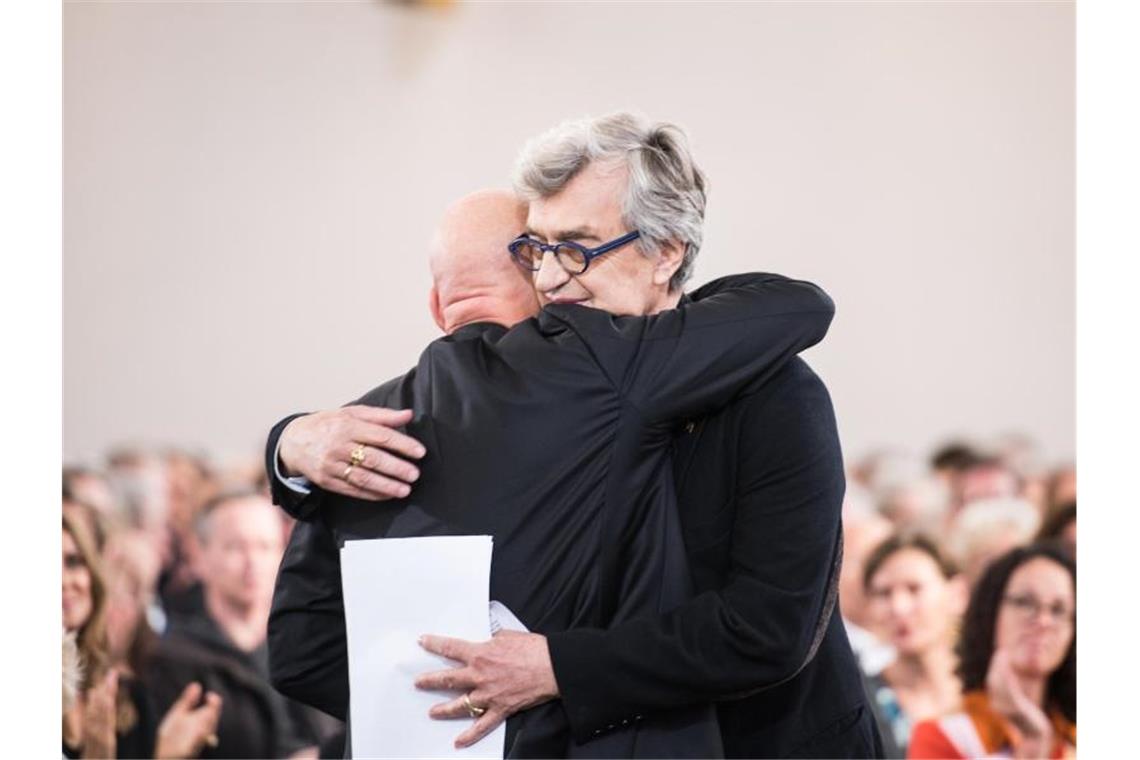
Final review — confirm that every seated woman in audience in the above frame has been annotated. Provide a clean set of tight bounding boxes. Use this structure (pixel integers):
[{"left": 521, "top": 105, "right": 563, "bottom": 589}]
[
  {"left": 908, "top": 543, "right": 1076, "bottom": 759},
  {"left": 62, "top": 512, "right": 222, "bottom": 759},
  {"left": 863, "top": 534, "right": 969, "bottom": 757}
]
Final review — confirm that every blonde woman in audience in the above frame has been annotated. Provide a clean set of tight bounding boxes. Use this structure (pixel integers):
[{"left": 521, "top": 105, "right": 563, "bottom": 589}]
[
  {"left": 62, "top": 511, "right": 222, "bottom": 759},
  {"left": 947, "top": 497, "right": 1041, "bottom": 587},
  {"left": 863, "top": 534, "right": 968, "bottom": 757},
  {"left": 909, "top": 544, "right": 1075, "bottom": 758}
]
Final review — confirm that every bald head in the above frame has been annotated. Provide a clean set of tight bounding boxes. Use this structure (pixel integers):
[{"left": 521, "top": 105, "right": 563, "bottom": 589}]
[{"left": 429, "top": 189, "right": 539, "bottom": 333}]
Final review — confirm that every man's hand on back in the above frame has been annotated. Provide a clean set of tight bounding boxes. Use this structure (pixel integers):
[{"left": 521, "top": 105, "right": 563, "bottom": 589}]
[{"left": 279, "top": 406, "right": 426, "bottom": 501}]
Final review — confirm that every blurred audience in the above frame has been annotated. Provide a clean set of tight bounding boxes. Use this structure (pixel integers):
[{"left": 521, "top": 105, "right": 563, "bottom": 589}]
[
  {"left": 879, "top": 477, "right": 952, "bottom": 535},
  {"left": 103, "top": 529, "right": 166, "bottom": 671},
  {"left": 908, "top": 543, "right": 1076, "bottom": 758},
  {"left": 64, "top": 494, "right": 112, "bottom": 554},
  {"left": 1043, "top": 467, "right": 1076, "bottom": 517},
  {"left": 840, "top": 486, "right": 897, "bottom": 675},
  {"left": 956, "top": 458, "right": 1023, "bottom": 513},
  {"left": 145, "top": 490, "right": 337, "bottom": 758},
  {"left": 1037, "top": 502, "right": 1076, "bottom": 560},
  {"left": 63, "top": 512, "right": 222, "bottom": 759},
  {"left": 62, "top": 432, "right": 1072, "bottom": 758},
  {"left": 862, "top": 535, "right": 968, "bottom": 757},
  {"left": 947, "top": 497, "right": 1041, "bottom": 587},
  {"left": 64, "top": 466, "right": 120, "bottom": 517}
]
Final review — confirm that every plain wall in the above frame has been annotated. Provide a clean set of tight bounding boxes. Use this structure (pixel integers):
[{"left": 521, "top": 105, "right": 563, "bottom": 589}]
[{"left": 63, "top": 1, "right": 1074, "bottom": 467}]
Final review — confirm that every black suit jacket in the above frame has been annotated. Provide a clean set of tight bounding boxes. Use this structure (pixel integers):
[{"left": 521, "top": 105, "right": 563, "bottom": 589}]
[
  {"left": 267, "top": 274, "right": 834, "bottom": 758},
  {"left": 548, "top": 356, "right": 884, "bottom": 758}
]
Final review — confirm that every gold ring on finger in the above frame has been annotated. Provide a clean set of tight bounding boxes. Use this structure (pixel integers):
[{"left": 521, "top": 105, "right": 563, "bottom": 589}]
[
  {"left": 350, "top": 444, "right": 366, "bottom": 467},
  {"left": 463, "top": 693, "right": 486, "bottom": 718}
]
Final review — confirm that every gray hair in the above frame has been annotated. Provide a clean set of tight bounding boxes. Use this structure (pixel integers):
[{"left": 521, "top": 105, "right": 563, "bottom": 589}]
[
  {"left": 946, "top": 496, "right": 1041, "bottom": 571},
  {"left": 512, "top": 112, "right": 707, "bottom": 291}
]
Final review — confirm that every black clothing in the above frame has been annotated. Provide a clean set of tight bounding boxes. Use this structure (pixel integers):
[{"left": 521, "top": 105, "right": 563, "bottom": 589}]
[
  {"left": 145, "top": 612, "right": 339, "bottom": 758},
  {"left": 63, "top": 676, "right": 158, "bottom": 759},
  {"left": 267, "top": 274, "right": 833, "bottom": 757},
  {"left": 548, "top": 356, "right": 883, "bottom": 758}
]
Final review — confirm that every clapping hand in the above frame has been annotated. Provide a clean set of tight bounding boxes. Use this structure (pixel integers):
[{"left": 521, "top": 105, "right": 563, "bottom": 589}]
[
  {"left": 986, "top": 649, "right": 1053, "bottom": 759},
  {"left": 81, "top": 669, "right": 118, "bottom": 760},
  {"left": 155, "top": 681, "right": 223, "bottom": 759}
]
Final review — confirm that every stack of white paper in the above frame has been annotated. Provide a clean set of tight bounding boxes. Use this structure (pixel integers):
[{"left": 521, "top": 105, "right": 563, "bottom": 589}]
[{"left": 340, "top": 535, "right": 503, "bottom": 759}]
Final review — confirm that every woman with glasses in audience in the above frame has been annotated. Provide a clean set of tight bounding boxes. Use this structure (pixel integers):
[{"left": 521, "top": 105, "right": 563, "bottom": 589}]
[
  {"left": 909, "top": 543, "right": 1076, "bottom": 759},
  {"left": 62, "top": 511, "right": 223, "bottom": 759},
  {"left": 863, "top": 534, "right": 969, "bottom": 757}
]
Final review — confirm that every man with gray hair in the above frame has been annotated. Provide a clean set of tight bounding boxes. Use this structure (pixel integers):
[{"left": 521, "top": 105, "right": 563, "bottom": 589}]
[
  {"left": 269, "top": 112, "right": 882, "bottom": 757},
  {"left": 147, "top": 490, "right": 334, "bottom": 757}
]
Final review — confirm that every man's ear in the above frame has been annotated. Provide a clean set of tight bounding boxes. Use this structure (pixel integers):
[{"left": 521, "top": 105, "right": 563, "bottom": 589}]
[
  {"left": 428, "top": 286, "right": 446, "bottom": 332},
  {"left": 651, "top": 240, "right": 686, "bottom": 288}
]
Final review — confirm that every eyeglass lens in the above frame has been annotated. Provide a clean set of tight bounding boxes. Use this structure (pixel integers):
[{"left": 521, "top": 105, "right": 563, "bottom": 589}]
[
  {"left": 1005, "top": 594, "right": 1073, "bottom": 623},
  {"left": 512, "top": 241, "right": 588, "bottom": 273}
]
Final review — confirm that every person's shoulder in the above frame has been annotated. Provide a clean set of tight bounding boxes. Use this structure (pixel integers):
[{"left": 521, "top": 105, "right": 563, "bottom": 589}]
[
  {"left": 539, "top": 303, "right": 659, "bottom": 342},
  {"left": 728, "top": 358, "right": 841, "bottom": 470},
  {"left": 737, "top": 357, "right": 834, "bottom": 415}
]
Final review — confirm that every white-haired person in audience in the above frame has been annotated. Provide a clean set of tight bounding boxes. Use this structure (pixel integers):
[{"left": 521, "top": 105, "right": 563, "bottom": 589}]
[
  {"left": 947, "top": 497, "right": 1041, "bottom": 587},
  {"left": 879, "top": 477, "right": 952, "bottom": 534}
]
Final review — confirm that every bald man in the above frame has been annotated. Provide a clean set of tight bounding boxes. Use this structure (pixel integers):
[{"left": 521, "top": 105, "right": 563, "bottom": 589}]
[{"left": 267, "top": 189, "right": 834, "bottom": 757}]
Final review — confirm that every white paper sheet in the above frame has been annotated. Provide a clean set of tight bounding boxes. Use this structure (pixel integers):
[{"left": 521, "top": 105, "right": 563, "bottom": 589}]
[{"left": 340, "top": 535, "right": 503, "bottom": 760}]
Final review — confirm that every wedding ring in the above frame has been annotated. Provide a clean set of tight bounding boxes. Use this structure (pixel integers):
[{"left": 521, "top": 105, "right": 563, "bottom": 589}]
[{"left": 463, "top": 693, "right": 486, "bottom": 718}]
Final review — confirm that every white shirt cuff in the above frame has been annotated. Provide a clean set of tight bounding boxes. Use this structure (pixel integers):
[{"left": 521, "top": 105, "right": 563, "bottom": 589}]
[{"left": 274, "top": 437, "right": 313, "bottom": 495}]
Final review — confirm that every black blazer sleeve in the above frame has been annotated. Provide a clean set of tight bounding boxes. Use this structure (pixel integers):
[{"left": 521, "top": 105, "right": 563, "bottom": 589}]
[
  {"left": 551, "top": 273, "right": 834, "bottom": 426},
  {"left": 264, "top": 372, "right": 416, "bottom": 521},
  {"left": 267, "top": 513, "right": 350, "bottom": 721},
  {"left": 266, "top": 413, "right": 323, "bottom": 521},
  {"left": 546, "top": 362, "right": 846, "bottom": 742},
  {"left": 265, "top": 371, "right": 417, "bottom": 720}
]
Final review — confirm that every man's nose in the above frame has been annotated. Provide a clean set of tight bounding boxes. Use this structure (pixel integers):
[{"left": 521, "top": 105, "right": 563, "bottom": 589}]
[{"left": 533, "top": 249, "right": 571, "bottom": 294}]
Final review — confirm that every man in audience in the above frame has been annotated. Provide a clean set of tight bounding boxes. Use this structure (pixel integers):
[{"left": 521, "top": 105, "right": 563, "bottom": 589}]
[{"left": 146, "top": 490, "right": 339, "bottom": 758}]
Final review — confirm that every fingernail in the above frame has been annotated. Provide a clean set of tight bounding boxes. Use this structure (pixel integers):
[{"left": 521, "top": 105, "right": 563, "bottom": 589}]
[
  {"left": 414, "top": 448, "right": 426, "bottom": 458},
  {"left": 399, "top": 485, "right": 411, "bottom": 497}
]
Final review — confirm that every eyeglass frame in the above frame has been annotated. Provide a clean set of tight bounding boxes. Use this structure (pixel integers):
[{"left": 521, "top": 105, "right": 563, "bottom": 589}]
[
  {"left": 508, "top": 230, "right": 642, "bottom": 274},
  {"left": 1001, "top": 593, "right": 1075, "bottom": 625}
]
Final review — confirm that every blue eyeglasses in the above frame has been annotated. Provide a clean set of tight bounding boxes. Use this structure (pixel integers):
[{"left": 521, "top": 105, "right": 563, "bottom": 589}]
[{"left": 508, "top": 230, "right": 641, "bottom": 274}]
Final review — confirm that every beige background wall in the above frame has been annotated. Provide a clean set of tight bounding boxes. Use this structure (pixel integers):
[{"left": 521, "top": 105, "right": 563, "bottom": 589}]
[{"left": 63, "top": 1, "right": 1074, "bottom": 467}]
